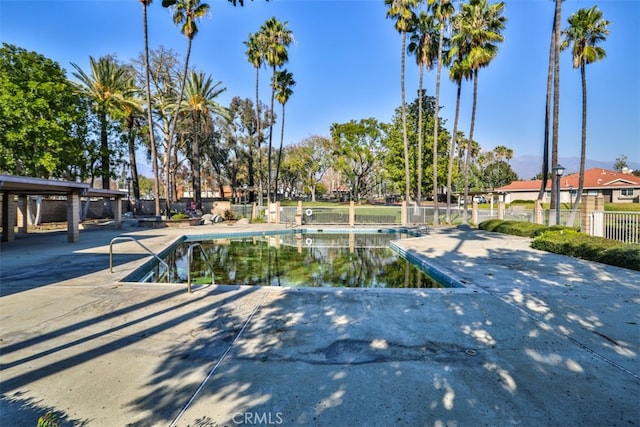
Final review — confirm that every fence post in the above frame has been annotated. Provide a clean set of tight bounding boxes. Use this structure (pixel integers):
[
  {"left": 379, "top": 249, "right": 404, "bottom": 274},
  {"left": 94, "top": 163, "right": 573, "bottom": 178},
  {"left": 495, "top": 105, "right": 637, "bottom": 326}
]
[
  {"left": 534, "top": 200, "right": 543, "bottom": 224},
  {"left": 472, "top": 200, "right": 478, "bottom": 224},
  {"left": 296, "top": 201, "right": 303, "bottom": 226},
  {"left": 498, "top": 201, "right": 505, "bottom": 220},
  {"left": 401, "top": 201, "right": 407, "bottom": 226},
  {"left": 349, "top": 201, "right": 355, "bottom": 226},
  {"left": 581, "top": 195, "right": 596, "bottom": 235}
]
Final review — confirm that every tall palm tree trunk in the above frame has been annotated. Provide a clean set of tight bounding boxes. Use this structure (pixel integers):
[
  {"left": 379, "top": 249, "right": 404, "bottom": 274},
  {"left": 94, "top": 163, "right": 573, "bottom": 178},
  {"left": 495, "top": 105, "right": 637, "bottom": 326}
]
[
  {"left": 254, "top": 66, "right": 261, "bottom": 205},
  {"left": 142, "top": 2, "right": 161, "bottom": 216},
  {"left": 568, "top": 63, "right": 588, "bottom": 224},
  {"left": 401, "top": 32, "right": 411, "bottom": 205},
  {"left": 267, "top": 65, "right": 277, "bottom": 210},
  {"left": 417, "top": 64, "right": 424, "bottom": 207},
  {"left": 164, "top": 38, "right": 193, "bottom": 214},
  {"left": 463, "top": 70, "right": 479, "bottom": 223},
  {"left": 551, "top": 0, "right": 562, "bottom": 212},
  {"left": 193, "top": 115, "right": 202, "bottom": 209},
  {"left": 446, "top": 80, "right": 462, "bottom": 223},
  {"left": 99, "top": 108, "right": 110, "bottom": 190},
  {"left": 274, "top": 103, "right": 286, "bottom": 199},
  {"left": 432, "top": 20, "right": 445, "bottom": 225},
  {"left": 126, "top": 119, "right": 140, "bottom": 212},
  {"left": 538, "top": 18, "right": 555, "bottom": 201}
]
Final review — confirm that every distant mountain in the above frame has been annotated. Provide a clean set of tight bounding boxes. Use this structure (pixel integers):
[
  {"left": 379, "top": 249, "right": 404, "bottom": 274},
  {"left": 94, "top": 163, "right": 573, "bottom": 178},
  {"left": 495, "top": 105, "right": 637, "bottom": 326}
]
[{"left": 510, "top": 155, "right": 640, "bottom": 181}]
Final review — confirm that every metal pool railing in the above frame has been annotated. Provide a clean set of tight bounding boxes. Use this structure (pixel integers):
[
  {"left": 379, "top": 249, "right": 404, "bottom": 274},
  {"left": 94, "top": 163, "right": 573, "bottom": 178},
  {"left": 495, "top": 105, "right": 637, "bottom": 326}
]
[
  {"left": 186, "top": 243, "right": 216, "bottom": 293},
  {"left": 109, "top": 236, "right": 169, "bottom": 274}
]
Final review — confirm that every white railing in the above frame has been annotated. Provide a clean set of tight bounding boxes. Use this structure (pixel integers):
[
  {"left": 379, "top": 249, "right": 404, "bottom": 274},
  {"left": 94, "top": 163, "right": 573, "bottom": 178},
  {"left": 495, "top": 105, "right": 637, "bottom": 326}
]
[{"left": 601, "top": 211, "right": 640, "bottom": 244}]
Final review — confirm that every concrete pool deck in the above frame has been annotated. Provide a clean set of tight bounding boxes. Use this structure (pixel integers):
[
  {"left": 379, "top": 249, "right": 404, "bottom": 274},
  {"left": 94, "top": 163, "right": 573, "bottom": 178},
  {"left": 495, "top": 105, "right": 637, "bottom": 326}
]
[{"left": 0, "top": 223, "right": 638, "bottom": 426}]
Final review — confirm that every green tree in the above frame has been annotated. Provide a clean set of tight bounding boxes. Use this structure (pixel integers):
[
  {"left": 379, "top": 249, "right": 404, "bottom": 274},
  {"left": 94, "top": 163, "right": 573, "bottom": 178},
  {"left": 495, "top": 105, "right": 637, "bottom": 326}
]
[
  {"left": 407, "top": 11, "right": 439, "bottom": 208},
  {"left": 260, "top": 17, "right": 293, "bottom": 207},
  {"left": 273, "top": 69, "right": 295, "bottom": 200},
  {"left": 613, "top": 155, "right": 628, "bottom": 172},
  {"left": 561, "top": 5, "right": 610, "bottom": 221},
  {"left": 452, "top": 0, "right": 505, "bottom": 222},
  {"left": 288, "top": 136, "right": 333, "bottom": 202},
  {"left": 331, "top": 118, "right": 389, "bottom": 203},
  {"left": 71, "top": 55, "right": 138, "bottom": 189},
  {"left": 0, "top": 44, "right": 86, "bottom": 178},
  {"left": 386, "top": 0, "right": 420, "bottom": 204},
  {"left": 481, "top": 159, "right": 518, "bottom": 190}
]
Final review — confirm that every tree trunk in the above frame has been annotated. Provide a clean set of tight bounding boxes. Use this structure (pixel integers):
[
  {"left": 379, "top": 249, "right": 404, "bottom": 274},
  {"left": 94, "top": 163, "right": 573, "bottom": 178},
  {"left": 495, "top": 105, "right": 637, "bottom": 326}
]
[
  {"left": 165, "top": 37, "right": 193, "bottom": 215},
  {"left": 446, "top": 80, "right": 462, "bottom": 223},
  {"left": 401, "top": 32, "right": 411, "bottom": 205},
  {"left": 463, "top": 70, "right": 479, "bottom": 224},
  {"left": 417, "top": 64, "right": 423, "bottom": 208},
  {"left": 567, "top": 63, "right": 588, "bottom": 226},
  {"left": 538, "top": 14, "right": 555, "bottom": 201},
  {"left": 142, "top": 2, "right": 161, "bottom": 216},
  {"left": 274, "top": 103, "right": 286, "bottom": 200},
  {"left": 432, "top": 20, "right": 445, "bottom": 226},
  {"left": 551, "top": 0, "right": 562, "bottom": 211}
]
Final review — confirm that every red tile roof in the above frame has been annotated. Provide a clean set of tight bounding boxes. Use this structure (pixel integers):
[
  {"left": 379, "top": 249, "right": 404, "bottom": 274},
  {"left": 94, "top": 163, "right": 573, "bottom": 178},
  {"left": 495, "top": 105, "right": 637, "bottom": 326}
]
[{"left": 497, "top": 168, "right": 640, "bottom": 192}]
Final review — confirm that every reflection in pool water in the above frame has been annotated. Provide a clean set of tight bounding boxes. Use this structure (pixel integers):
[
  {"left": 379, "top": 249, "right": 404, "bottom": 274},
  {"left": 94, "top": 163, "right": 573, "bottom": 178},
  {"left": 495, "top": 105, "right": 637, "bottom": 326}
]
[{"left": 136, "top": 231, "right": 451, "bottom": 289}]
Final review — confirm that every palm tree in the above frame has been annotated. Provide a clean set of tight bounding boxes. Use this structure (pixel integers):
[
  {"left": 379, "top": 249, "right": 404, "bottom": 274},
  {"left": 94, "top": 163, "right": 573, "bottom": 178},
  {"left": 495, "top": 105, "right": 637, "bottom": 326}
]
[
  {"left": 162, "top": 0, "right": 209, "bottom": 212},
  {"left": 451, "top": 0, "right": 505, "bottom": 223},
  {"left": 273, "top": 69, "right": 295, "bottom": 200},
  {"left": 407, "top": 11, "right": 439, "bottom": 209},
  {"left": 71, "top": 56, "right": 138, "bottom": 190},
  {"left": 244, "top": 31, "right": 266, "bottom": 203},
  {"left": 445, "top": 32, "right": 472, "bottom": 223},
  {"left": 427, "top": 0, "right": 455, "bottom": 225},
  {"left": 562, "top": 6, "right": 610, "bottom": 222},
  {"left": 260, "top": 17, "right": 293, "bottom": 208},
  {"left": 138, "top": 0, "right": 162, "bottom": 215},
  {"left": 386, "top": 0, "right": 420, "bottom": 205},
  {"left": 120, "top": 70, "right": 144, "bottom": 212},
  {"left": 183, "top": 70, "right": 227, "bottom": 209}
]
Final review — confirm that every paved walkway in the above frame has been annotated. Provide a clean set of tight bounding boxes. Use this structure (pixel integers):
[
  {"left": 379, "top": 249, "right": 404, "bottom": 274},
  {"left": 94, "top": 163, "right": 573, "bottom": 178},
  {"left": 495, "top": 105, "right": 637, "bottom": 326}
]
[{"left": 1, "top": 224, "right": 638, "bottom": 426}]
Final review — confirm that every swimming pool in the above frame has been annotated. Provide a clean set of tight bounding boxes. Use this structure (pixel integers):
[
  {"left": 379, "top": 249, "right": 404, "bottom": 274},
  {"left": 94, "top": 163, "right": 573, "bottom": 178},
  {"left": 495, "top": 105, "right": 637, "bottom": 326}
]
[{"left": 125, "top": 228, "right": 461, "bottom": 289}]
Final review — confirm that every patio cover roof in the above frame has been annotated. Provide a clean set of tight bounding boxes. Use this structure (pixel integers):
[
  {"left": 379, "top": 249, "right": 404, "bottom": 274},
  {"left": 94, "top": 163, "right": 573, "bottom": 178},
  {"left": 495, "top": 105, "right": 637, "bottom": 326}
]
[{"left": 0, "top": 174, "right": 125, "bottom": 198}]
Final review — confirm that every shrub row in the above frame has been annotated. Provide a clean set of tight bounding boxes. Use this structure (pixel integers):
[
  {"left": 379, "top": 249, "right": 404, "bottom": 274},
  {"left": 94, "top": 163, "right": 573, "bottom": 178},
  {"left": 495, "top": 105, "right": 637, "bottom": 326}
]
[
  {"left": 478, "top": 219, "right": 575, "bottom": 238},
  {"left": 478, "top": 219, "right": 640, "bottom": 271}
]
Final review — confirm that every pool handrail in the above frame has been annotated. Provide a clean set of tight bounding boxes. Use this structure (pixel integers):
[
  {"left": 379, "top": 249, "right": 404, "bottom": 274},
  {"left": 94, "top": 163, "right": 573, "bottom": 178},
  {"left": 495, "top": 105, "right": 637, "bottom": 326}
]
[
  {"left": 187, "top": 243, "right": 215, "bottom": 293},
  {"left": 109, "top": 236, "right": 169, "bottom": 275}
]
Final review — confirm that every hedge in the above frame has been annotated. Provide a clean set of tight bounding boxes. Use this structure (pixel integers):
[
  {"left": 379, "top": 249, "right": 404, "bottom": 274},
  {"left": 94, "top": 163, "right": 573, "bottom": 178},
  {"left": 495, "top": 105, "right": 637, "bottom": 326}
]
[{"left": 478, "top": 219, "right": 640, "bottom": 272}]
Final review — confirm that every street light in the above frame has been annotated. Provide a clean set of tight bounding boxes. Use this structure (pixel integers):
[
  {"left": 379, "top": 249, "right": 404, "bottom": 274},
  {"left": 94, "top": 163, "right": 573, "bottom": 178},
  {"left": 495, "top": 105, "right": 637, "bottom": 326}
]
[{"left": 552, "top": 164, "right": 565, "bottom": 225}]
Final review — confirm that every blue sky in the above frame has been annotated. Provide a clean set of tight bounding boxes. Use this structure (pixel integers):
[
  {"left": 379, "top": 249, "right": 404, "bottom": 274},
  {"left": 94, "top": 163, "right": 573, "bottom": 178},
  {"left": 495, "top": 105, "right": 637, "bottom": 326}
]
[{"left": 1, "top": 0, "right": 639, "bottom": 172}]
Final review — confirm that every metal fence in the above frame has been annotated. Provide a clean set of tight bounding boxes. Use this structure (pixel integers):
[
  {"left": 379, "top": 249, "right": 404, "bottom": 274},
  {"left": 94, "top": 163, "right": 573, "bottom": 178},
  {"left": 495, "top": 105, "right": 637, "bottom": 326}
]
[
  {"left": 232, "top": 204, "right": 639, "bottom": 244},
  {"left": 598, "top": 211, "right": 640, "bottom": 244}
]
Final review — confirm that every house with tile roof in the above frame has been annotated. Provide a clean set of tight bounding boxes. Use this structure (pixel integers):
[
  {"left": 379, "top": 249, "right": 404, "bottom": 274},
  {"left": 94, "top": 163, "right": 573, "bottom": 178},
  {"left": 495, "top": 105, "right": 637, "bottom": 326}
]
[{"left": 496, "top": 168, "right": 640, "bottom": 204}]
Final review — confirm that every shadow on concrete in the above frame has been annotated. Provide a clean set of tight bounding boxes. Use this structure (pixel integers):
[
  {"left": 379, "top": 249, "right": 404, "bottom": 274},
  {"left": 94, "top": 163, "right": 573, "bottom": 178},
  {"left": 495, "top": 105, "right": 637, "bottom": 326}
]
[
  {"left": 0, "top": 229, "right": 168, "bottom": 296},
  {"left": 1, "top": 227, "right": 638, "bottom": 426}
]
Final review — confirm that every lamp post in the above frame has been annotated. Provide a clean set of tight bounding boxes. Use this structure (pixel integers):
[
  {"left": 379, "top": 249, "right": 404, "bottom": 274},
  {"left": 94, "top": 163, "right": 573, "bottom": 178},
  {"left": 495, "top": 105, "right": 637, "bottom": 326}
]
[{"left": 552, "top": 164, "right": 565, "bottom": 225}]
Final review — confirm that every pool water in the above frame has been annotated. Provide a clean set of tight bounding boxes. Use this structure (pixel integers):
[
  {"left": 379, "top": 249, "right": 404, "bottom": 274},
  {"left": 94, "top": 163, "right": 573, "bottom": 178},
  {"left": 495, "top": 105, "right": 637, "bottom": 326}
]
[{"left": 133, "top": 230, "right": 451, "bottom": 289}]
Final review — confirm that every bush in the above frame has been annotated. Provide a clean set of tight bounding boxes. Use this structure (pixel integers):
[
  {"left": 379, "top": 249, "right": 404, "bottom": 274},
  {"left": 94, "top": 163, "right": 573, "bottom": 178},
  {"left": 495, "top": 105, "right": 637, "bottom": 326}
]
[
  {"left": 478, "top": 220, "right": 575, "bottom": 238},
  {"left": 170, "top": 212, "right": 189, "bottom": 220},
  {"left": 532, "top": 230, "right": 640, "bottom": 271}
]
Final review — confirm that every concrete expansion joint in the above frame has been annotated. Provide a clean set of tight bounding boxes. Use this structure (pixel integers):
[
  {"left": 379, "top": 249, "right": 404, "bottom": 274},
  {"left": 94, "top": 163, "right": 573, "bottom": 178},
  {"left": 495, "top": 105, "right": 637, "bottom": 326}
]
[
  {"left": 168, "top": 288, "right": 272, "bottom": 427},
  {"left": 484, "top": 287, "right": 640, "bottom": 382}
]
